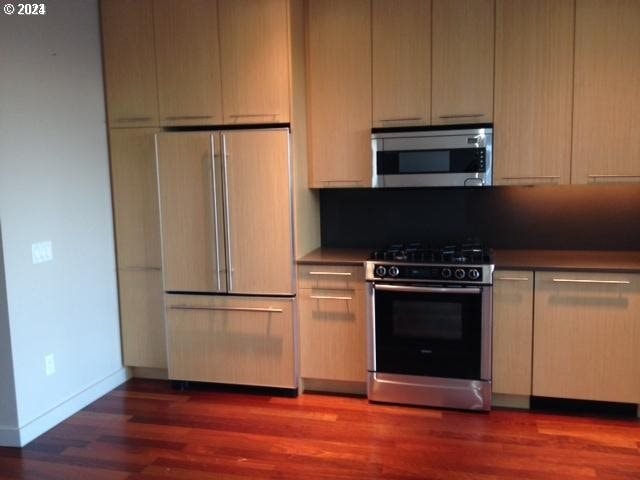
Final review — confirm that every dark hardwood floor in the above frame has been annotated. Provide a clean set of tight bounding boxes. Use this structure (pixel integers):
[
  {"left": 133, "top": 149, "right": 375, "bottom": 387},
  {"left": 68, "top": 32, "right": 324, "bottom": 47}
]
[{"left": 1, "top": 378, "right": 640, "bottom": 479}]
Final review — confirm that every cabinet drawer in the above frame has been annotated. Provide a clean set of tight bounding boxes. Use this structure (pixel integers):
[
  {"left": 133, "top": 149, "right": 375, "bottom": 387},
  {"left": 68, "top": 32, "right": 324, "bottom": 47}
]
[
  {"left": 165, "top": 294, "right": 296, "bottom": 388},
  {"left": 298, "top": 265, "right": 365, "bottom": 290}
]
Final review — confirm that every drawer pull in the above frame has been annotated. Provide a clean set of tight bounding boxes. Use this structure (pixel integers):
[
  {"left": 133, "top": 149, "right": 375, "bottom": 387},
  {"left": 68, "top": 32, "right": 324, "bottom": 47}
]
[
  {"left": 588, "top": 174, "right": 640, "bottom": 179},
  {"left": 309, "top": 271, "right": 352, "bottom": 277},
  {"left": 502, "top": 176, "right": 560, "bottom": 180},
  {"left": 552, "top": 278, "right": 631, "bottom": 285},
  {"left": 164, "top": 115, "right": 213, "bottom": 120},
  {"left": 115, "top": 116, "right": 152, "bottom": 123},
  {"left": 229, "top": 113, "right": 278, "bottom": 118},
  {"left": 169, "top": 305, "right": 283, "bottom": 313},
  {"left": 438, "top": 113, "right": 484, "bottom": 119},
  {"left": 310, "top": 295, "right": 353, "bottom": 301},
  {"left": 379, "top": 117, "right": 423, "bottom": 122},
  {"left": 496, "top": 276, "right": 529, "bottom": 281}
]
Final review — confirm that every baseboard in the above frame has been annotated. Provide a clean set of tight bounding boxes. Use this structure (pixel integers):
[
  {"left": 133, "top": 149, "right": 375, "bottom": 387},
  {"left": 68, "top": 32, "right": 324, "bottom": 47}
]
[
  {"left": 492, "top": 393, "right": 531, "bottom": 409},
  {"left": 0, "top": 367, "right": 130, "bottom": 447},
  {"left": 301, "top": 378, "right": 367, "bottom": 396},
  {"left": 130, "top": 367, "right": 168, "bottom": 380}
]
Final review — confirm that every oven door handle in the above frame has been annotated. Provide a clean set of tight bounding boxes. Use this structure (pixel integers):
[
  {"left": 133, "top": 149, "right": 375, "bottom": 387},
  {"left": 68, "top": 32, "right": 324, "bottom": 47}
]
[{"left": 373, "top": 284, "right": 481, "bottom": 295}]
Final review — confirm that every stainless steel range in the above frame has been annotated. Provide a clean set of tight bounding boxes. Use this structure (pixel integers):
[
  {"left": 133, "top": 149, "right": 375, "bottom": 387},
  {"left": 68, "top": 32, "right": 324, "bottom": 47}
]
[{"left": 366, "top": 242, "right": 493, "bottom": 411}]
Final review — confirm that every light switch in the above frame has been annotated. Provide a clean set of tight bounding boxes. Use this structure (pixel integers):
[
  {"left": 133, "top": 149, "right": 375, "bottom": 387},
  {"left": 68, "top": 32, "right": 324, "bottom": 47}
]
[{"left": 32, "top": 241, "right": 53, "bottom": 264}]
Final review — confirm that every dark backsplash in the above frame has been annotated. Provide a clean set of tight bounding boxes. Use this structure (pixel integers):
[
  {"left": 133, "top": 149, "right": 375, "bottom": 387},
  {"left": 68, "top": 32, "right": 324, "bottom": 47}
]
[{"left": 320, "top": 184, "right": 640, "bottom": 250}]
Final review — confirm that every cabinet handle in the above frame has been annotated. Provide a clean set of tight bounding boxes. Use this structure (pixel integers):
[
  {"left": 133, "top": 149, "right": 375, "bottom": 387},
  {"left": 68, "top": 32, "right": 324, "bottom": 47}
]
[
  {"left": 379, "top": 117, "right": 423, "bottom": 122},
  {"left": 229, "top": 113, "right": 278, "bottom": 118},
  {"left": 495, "top": 276, "right": 529, "bottom": 281},
  {"left": 164, "top": 115, "right": 213, "bottom": 120},
  {"left": 588, "top": 174, "right": 640, "bottom": 179},
  {"left": 169, "top": 305, "right": 283, "bottom": 313},
  {"left": 119, "top": 266, "right": 162, "bottom": 272},
  {"left": 552, "top": 278, "right": 631, "bottom": 285},
  {"left": 222, "top": 135, "right": 233, "bottom": 292},
  {"left": 209, "top": 135, "right": 221, "bottom": 291},
  {"left": 438, "top": 113, "right": 484, "bottom": 119},
  {"left": 321, "top": 180, "right": 363, "bottom": 185},
  {"left": 115, "top": 116, "right": 152, "bottom": 123},
  {"left": 501, "top": 176, "right": 560, "bottom": 180},
  {"left": 309, "top": 271, "right": 352, "bottom": 277},
  {"left": 310, "top": 295, "right": 353, "bottom": 301}
]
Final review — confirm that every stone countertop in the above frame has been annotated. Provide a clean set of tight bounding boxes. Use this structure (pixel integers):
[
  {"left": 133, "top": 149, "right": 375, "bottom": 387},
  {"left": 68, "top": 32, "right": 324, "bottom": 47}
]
[{"left": 298, "top": 247, "right": 640, "bottom": 273}]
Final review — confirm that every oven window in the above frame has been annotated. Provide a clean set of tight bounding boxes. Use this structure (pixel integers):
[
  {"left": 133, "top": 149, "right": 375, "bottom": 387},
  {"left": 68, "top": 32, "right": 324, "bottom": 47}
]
[{"left": 374, "top": 287, "right": 482, "bottom": 379}]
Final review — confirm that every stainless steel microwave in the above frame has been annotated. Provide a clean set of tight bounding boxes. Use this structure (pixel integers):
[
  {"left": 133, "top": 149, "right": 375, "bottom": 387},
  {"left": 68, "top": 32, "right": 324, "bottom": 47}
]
[{"left": 371, "top": 126, "right": 493, "bottom": 188}]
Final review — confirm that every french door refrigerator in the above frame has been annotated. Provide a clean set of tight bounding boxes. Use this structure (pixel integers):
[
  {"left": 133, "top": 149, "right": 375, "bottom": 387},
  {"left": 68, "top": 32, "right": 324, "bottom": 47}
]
[{"left": 156, "top": 128, "right": 297, "bottom": 389}]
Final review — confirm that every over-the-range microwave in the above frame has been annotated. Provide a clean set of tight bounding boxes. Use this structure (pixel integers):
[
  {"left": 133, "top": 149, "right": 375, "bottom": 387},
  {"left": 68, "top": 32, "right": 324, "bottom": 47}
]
[{"left": 371, "top": 125, "right": 493, "bottom": 188}]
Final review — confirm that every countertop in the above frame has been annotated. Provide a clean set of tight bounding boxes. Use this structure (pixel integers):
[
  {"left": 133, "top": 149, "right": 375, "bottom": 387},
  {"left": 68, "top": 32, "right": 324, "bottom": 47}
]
[{"left": 298, "top": 247, "right": 640, "bottom": 273}]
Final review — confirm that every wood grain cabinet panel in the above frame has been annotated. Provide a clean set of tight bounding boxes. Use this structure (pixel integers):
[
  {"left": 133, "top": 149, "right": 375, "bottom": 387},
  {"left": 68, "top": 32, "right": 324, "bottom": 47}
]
[
  {"left": 494, "top": 0, "right": 574, "bottom": 185},
  {"left": 306, "top": 0, "right": 372, "bottom": 188},
  {"left": 572, "top": 0, "right": 640, "bottom": 184},
  {"left": 101, "top": 0, "right": 159, "bottom": 127},
  {"left": 153, "top": 0, "right": 223, "bottom": 126},
  {"left": 165, "top": 294, "right": 296, "bottom": 388},
  {"left": 298, "top": 265, "right": 366, "bottom": 383},
  {"left": 492, "top": 270, "right": 533, "bottom": 396},
  {"left": 219, "top": 0, "right": 291, "bottom": 124},
  {"left": 372, "top": 0, "right": 431, "bottom": 128},
  {"left": 432, "top": 0, "right": 494, "bottom": 125},
  {"left": 533, "top": 271, "right": 640, "bottom": 403}
]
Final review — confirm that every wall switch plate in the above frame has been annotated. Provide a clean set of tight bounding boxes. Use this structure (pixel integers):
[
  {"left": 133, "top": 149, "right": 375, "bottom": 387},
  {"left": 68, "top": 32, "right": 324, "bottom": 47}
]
[
  {"left": 45, "top": 354, "right": 55, "bottom": 376},
  {"left": 32, "top": 241, "right": 53, "bottom": 264}
]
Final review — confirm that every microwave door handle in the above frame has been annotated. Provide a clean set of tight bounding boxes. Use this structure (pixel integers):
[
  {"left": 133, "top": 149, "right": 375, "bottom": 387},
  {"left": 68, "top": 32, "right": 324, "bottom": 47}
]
[{"left": 373, "top": 284, "right": 481, "bottom": 295}]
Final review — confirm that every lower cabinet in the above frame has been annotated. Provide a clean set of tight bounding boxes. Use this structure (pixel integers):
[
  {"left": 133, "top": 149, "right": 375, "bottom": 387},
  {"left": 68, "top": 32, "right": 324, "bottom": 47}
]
[
  {"left": 533, "top": 271, "right": 640, "bottom": 403},
  {"left": 492, "top": 270, "right": 533, "bottom": 396},
  {"left": 298, "top": 265, "right": 367, "bottom": 384},
  {"left": 165, "top": 294, "right": 296, "bottom": 389}
]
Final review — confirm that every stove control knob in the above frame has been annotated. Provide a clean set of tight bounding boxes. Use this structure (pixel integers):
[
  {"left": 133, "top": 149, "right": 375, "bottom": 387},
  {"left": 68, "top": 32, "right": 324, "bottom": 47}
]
[
  {"left": 454, "top": 268, "right": 466, "bottom": 280},
  {"left": 388, "top": 266, "right": 400, "bottom": 278},
  {"left": 375, "top": 265, "right": 387, "bottom": 277},
  {"left": 441, "top": 267, "right": 452, "bottom": 279},
  {"left": 468, "top": 268, "right": 480, "bottom": 281}
]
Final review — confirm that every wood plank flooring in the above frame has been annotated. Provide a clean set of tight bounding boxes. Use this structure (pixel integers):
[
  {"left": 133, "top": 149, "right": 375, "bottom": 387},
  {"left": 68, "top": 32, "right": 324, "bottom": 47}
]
[{"left": 1, "top": 378, "right": 640, "bottom": 479}]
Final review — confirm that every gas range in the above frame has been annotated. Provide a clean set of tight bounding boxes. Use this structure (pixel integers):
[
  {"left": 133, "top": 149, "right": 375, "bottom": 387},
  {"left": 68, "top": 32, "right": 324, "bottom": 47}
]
[{"left": 366, "top": 242, "right": 494, "bottom": 285}]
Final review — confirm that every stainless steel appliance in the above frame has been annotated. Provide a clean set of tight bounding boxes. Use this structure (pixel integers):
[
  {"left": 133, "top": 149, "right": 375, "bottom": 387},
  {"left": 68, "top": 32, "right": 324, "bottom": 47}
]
[
  {"left": 366, "top": 243, "right": 493, "bottom": 411},
  {"left": 371, "top": 126, "right": 493, "bottom": 188}
]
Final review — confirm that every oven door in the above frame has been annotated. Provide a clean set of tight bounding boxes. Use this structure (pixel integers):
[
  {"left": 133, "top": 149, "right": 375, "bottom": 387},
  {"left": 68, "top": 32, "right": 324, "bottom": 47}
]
[{"left": 369, "top": 283, "right": 491, "bottom": 381}]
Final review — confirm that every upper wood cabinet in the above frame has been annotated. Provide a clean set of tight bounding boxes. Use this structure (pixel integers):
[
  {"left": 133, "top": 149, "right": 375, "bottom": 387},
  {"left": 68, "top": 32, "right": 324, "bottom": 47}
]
[
  {"left": 101, "top": 0, "right": 159, "bottom": 127},
  {"left": 572, "top": 0, "right": 640, "bottom": 184},
  {"left": 372, "top": 0, "right": 431, "bottom": 128},
  {"left": 492, "top": 270, "right": 533, "bottom": 397},
  {"left": 494, "top": 0, "right": 574, "bottom": 186},
  {"left": 153, "top": 0, "right": 224, "bottom": 126},
  {"left": 219, "top": 0, "right": 291, "bottom": 124},
  {"left": 306, "top": 0, "right": 372, "bottom": 188},
  {"left": 533, "top": 271, "right": 640, "bottom": 404},
  {"left": 431, "top": 0, "right": 494, "bottom": 125}
]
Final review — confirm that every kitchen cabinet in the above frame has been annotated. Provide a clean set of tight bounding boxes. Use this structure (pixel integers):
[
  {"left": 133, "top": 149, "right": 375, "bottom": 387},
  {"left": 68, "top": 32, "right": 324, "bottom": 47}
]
[
  {"left": 101, "top": 0, "right": 159, "bottom": 128},
  {"left": 371, "top": 0, "right": 431, "bottom": 128},
  {"left": 431, "top": 0, "right": 494, "bottom": 125},
  {"left": 298, "top": 265, "right": 366, "bottom": 384},
  {"left": 218, "top": 0, "right": 291, "bottom": 124},
  {"left": 572, "top": 0, "right": 640, "bottom": 184},
  {"left": 108, "top": 128, "right": 166, "bottom": 368},
  {"left": 156, "top": 129, "right": 294, "bottom": 295},
  {"left": 492, "top": 270, "right": 533, "bottom": 397},
  {"left": 533, "top": 271, "right": 640, "bottom": 403},
  {"left": 306, "top": 0, "right": 372, "bottom": 188},
  {"left": 165, "top": 294, "right": 296, "bottom": 388},
  {"left": 153, "top": 0, "right": 223, "bottom": 127},
  {"left": 494, "top": 0, "right": 574, "bottom": 186}
]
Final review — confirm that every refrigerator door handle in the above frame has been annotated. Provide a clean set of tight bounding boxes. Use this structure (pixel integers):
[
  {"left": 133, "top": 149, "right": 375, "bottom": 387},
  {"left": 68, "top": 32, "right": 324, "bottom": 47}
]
[
  {"left": 209, "top": 134, "right": 221, "bottom": 291},
  {"left": 222, "top": 134, "right": 233, "bottom": 292}
]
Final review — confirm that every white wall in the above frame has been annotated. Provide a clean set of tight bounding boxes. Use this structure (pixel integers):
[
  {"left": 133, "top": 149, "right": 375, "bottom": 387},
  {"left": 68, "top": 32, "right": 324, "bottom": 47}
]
[{"left": 0, "top": 0, "right": 126, "bottom": 446}]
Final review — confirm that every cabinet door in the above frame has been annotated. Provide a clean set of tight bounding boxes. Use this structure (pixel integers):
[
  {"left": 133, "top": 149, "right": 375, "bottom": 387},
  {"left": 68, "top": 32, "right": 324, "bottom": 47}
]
[
  {"left": 307, "top": 0, "right": 372, "bottom": 188},
  {"left": 154, "top": 0, "right": 223, "bottom": 126},
  {"left": 101, "top": 0, "right": 158, "bottom": 127},
  {"left": 219, "top": 0, "right": 290, "bottom": 124},
  {"left": 165, "top": 294, "right": 296, "bottom": 388},
  {"left": 156, "top": 133, "right": 226, "bottom": 293},
  {"left": 492, "top": 270, "right": 533, "bottom": 396},
  {"left": 572, "top": 0, "right": 640, "bottom": 184},
  {"left": 372, "top": 0, "right": 430, "bottom": 128},
  {"left": 494, "top": 0, "right": 574, "bottom": 185},
  {"left": 222, "top": 129, "right": 294, "bottom": 295},
  {"left": 432, "top": 0, "right": 494, "bottom": 125},
  {"left": 533, "top": 271, "right": 640, "bottom": 403},
  {"left": 298, "top": 266, "right": 366, "bottom": 383}
]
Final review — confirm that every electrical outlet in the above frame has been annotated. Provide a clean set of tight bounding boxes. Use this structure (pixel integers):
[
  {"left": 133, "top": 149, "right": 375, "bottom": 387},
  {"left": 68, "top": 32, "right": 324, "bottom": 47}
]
[
  {"left": 44, "top": 354, "right": 55, "bottom": 376},
  {"left": 32, "top": 241, "right": 53, "bottom": 264}
]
